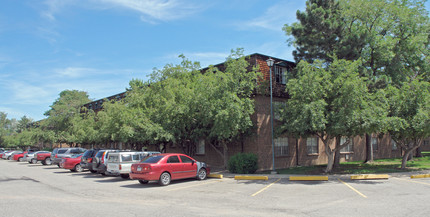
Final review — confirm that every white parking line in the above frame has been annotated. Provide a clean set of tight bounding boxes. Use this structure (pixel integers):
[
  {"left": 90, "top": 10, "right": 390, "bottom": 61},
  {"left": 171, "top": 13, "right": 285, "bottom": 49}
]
[
  {"left": 251, "top": 178, "right": 281, "bottom": 197},
  {"left": 338, "top": 178, "right": 367, "bottom": 198}
]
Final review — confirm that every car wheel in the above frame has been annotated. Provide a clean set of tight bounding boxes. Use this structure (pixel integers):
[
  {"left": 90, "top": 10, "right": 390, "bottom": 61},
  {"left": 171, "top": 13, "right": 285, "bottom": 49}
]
[
  {"left": 57, "top": 164, "right": 61, "bottom": 168},
  {"left": 75, "top": 164, "right": 83, "bottom": 172},
  {"left": 31, "top": 158, "right": 37, "bottom": 164},
  {"left": 45, "top": 158, "right": 52, "bottom": 165},
  {"left": 90, "top": 169, "right": 97, "bottom": 174},
  {"left": 159, "top": 172, "right": 171, "bottom": 186},
  {"left": 8, "top": 156, "right": 11, "bottom": 160},
  {"left": 138, "top": 180, "right": 149, "bottom": 184},
  {"left": 197, "top": 168, "right": 207, "bottom": 180},
  {"left": 120, "top": 174, "right": 130, "bottom": 179},
  {"left": 18, "top": 157, "right": 23, "bottom": 162}
]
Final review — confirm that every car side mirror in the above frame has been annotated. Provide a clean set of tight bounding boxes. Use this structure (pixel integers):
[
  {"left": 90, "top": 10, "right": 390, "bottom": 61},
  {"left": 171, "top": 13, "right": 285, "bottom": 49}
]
[{"left": 192, "top": 160, "right": 196, "bottom": 165}]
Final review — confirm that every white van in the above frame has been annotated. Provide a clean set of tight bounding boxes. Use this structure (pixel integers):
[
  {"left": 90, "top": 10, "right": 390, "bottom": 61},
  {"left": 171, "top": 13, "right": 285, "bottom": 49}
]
[{"left": 106, "top": 151, "right": 160, "bottom": 179}]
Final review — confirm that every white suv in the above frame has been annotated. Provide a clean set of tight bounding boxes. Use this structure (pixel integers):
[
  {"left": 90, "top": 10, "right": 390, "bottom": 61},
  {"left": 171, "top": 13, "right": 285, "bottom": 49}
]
[{"left": 106, "top": 151, "right": 160, "bottom": 179}]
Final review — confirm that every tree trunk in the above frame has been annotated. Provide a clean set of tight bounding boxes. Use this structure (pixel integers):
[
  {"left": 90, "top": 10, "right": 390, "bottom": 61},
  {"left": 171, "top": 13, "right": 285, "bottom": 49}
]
[
  {"left": 334, "top": 136, "right": 341, "bottom": 168},
  {"left": 401, "top": 149, "right": 414, "bottom": 169},
  {"left": 364, "top": 134, "right": 373, "bottom": 163},
  {"left": 325, "top": 150, "right": 335, "bottom": 173},
  {"left": 415, "top": 146, "right": 422, "bottom": 158},
  {"left": 222, "top": 141, "right": 228, "bottom": 169}
]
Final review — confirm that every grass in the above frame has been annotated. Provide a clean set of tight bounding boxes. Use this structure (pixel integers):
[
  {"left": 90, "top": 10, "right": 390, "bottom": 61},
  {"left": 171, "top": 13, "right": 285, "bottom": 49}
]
[{"left": 271, "top": 152, "right": 430, "bottom": 175}]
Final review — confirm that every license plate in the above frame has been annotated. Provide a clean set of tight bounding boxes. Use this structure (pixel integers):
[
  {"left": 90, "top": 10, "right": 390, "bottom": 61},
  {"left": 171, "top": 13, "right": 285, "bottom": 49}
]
[{"left": 137, "top": 167, "right": 142, "bottom": 171}]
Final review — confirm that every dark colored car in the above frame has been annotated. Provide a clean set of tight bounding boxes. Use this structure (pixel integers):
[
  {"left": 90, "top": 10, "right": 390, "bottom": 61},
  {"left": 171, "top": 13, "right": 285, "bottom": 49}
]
[
  {"left": 130, "top": 153, "right": 210, "bottom": 186},
  {"left": 60, "top": 154, "right": 84, "bottom": 172},
  {"left": 91, "top": 149, "right": 119, "bottom": 175},
  {"left": 81, "top": 149, "right": 100, "bottom": 173}
]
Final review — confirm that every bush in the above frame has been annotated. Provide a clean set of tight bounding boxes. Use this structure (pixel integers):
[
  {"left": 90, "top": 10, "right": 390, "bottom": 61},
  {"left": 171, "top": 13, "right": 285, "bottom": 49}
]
[{"left": 228, "top": 153, "right": 258, "bottom": 174}]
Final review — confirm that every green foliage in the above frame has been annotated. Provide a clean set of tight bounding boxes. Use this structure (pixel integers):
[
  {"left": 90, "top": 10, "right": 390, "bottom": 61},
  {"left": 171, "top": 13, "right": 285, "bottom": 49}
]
[{"left": 228, "top": 153, "right": 258, "bottom": 174}]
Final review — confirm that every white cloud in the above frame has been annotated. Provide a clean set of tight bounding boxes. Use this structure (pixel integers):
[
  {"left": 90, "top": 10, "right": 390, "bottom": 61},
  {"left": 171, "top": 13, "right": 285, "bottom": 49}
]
[
  {"left": 237, "top": 0, "right": 305, "bottom": 32},
  {"left": 41, "top": 0, "right": 205, "bottom": 23},
  {"left": 54, "top": 67, "right": 97, "bottom": 78}
]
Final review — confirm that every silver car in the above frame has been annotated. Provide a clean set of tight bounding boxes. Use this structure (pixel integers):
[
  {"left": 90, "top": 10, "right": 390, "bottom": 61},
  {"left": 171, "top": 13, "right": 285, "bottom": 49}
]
[{"left": 51, "top": 148, "right": 86, "bottom": 167}]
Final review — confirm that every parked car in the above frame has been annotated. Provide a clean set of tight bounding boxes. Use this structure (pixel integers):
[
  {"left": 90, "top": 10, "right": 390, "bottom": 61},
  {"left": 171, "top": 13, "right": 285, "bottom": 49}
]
[
  {"left": 9, "top": 151, "right": 23, "bottom": 160},
  {"left": 13, "top": 151, "right": 27, "bottom": 161},
  {"left": 107, "top": 151, "right": 160, "bottom": 179},
  {"left": 92, "top": 149, "right": 119, "bottom": 175},
  {"left": 51, "top": 147, "right": 86, "bottom": 167},
  {"left": 22, "top": 149, "right": 38, "bottom": 162},
  {"left": 81, "top": 149, "right": 101, "bottom": 173},
  {"left": 60, "top": 154, "right": 84, "bottom": 172},
  {"left": 1, "top": 151, "right": 14, "bottom": 159},
  {"left": 34, "top": 151, "right": 52, "bottom": 165},
  {"left": 130, "top": 153, "right": 210, "bottom": 186},
  {"left": 28, "top": 151, "right": 49, "bottom": 164}
]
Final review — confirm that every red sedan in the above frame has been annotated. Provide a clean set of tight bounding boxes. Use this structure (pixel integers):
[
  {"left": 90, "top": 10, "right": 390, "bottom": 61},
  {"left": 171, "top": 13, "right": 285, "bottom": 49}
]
[
  {"left": 13, "top": 152, "right": 26, "bottom": 161},
  {"left": 130, "top": 153, "right": 210, "bottom": 186},
  {"left": 60, "top": 154, "right": 84, "bottom": 172}
]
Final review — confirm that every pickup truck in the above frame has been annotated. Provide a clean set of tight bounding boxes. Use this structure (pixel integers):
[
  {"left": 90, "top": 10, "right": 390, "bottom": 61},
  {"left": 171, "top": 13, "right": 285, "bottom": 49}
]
[{"left": 34, "top": 152, "right": 52, "bottom": 165}]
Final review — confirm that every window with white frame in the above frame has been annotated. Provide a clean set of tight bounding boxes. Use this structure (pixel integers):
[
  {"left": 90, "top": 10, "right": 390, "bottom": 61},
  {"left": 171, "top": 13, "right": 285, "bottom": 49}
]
[
  {"left": 371, "top": 137, "right": 378, "bottom": 151},
  {"left": 273, "top": 101, "right": 286, "bottom": 120},
  {"left": 274, "top": 137, "right": 289, "bottom": 156},
  {"left": 391, "top": 139, "right": 397, "bottom": 150},
  {"left": 340, "top": 137, "right": 354, "bottom": 153},
  {"left": 196, "top": 139, "right": 205, "bottom": 155},
  {"left": 274, "top": 65, "right": 287, "bottom": 85},
  {"left": 306, "top": 137, "right": 318, "bottom": 154}
]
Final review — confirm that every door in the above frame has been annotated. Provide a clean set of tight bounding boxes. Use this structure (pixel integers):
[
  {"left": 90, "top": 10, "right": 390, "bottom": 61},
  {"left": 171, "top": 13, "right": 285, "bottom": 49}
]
[
  {"left": 167, "top": 155, "right": 183, "bottom": 179},
  {"left": 179, "top": 155, "right": 197, "bottom": 178}
]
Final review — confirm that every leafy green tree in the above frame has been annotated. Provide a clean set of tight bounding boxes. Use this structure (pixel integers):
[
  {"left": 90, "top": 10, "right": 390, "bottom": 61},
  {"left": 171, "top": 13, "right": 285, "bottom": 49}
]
[
  {"left": 43, "top": 90, "right": 91, "bottom": 147},
  {"left": 16, "top": 116, "right": 33, "bottom": 133},
  {"left": 387, "top": 79, "right": 430, "bottom": 169},
  {"left": 279, "top": 59, "right": 387, "bottom": 172}
]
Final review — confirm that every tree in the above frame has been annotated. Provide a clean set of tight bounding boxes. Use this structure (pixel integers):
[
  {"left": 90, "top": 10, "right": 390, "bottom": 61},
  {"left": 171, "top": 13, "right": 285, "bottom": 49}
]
[
  {"left": 387, "top": 79, "right": 430, "bottom": 169},
  {"left": 43, "top": 90, "right": 91, "bottom": 146},
  {"left": 279, "top": 59, "right": 387, "bottom": 172},
  {"left": 284, "top": 0, "right": 430, "bottom": 163}
]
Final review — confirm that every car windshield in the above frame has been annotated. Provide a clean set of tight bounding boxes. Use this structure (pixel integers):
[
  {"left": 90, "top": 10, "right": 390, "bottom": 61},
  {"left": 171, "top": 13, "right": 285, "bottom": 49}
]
[
  {"left": 83, "top": 150, "right": 94, "bottom": 157},
  {"left": 95, "top": 151, "right": 105, "bottom": 158},
  {"left": 57, "top": 149, "right": 67, "bottom": 154},
  {"left": 141, "top": 155, "right": 164, "bottom": 163}
]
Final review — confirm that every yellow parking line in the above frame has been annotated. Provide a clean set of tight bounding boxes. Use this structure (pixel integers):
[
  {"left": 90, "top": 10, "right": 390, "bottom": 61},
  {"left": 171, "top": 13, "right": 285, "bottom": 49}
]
[
  {"left": 393, "top": 177, "right": 430, "bottom": 186},
  {"left": 166, "top": 180, "right": 222, "bottom": 192},
  {"left": 338, "top": 178, "right": 367, "bottom": 198},
  {"left": 251, "top": 178, "right": 281, "bottom": 197}
]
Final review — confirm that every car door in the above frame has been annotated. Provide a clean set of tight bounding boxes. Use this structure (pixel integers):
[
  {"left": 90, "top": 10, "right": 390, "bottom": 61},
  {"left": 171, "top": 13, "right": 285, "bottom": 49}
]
[
  {"left": 179, "top": 155, "right": 198, "bottom": 178},
  {"left": 167, "top": 155, "right": 183, "bottom": 180}
]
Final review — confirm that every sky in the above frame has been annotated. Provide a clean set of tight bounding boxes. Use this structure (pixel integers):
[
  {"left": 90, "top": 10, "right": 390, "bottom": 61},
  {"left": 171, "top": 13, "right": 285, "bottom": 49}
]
[{"left": 0, "top": 0, "right": 429, "bottom": 122}]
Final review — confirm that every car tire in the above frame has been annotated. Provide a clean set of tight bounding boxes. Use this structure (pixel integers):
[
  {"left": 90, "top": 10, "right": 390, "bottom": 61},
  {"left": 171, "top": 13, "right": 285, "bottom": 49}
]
[
  {"left": 18, "top": 157, "right": 22, "bottom": 162},
  {"left": 57, "top": 164, "right": 61, "bottom": 168},
  {"left": 75, "top": 164, "right": 83, "bottom": 172},
  {"left": 138, "top": 180, "right": 149, "bottom": 184},
  {"left": 45, "top": 158, "right": 52, "bottom": 165},
  {"left": 31, "top": 158, "right": 37, "bottom": 164},
  {"left": 197, "top": 168, "right": 207, "bottom": 180},
  {"left": 159, "top": 172, "right": 171, "bottom": 186},
  {"left": 8, "top": 156, "right": 11, "bottom": 160},
  {"left": 120, "top": 174, "right": 130, "bottom": 179},
  {"left": 90, "top": 169, "right": 97, "bottom": 174}
]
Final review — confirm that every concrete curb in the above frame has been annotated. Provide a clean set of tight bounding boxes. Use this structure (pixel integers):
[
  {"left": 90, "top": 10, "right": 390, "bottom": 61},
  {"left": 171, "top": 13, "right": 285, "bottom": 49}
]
[
  {"left": 234, "top": 175, "right": 268, "bottom": 181},
  {"left": 411, "top": 174, "right": 430, "bottom": 179},
  {"left": 350, "top": 174, "right": 389, "bottom": 180},
  {"left": 208, "top": 174, "right": 223, "bottom": 179},
  {"left": 289, "top": 176, "right": 329, "bottom": 181}
]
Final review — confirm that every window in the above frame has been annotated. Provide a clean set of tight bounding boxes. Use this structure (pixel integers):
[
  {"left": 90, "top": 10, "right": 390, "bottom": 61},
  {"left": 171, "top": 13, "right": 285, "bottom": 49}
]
[
  {"left": 274, "top": 137, "right": 289, "bottom": 156},
  {"left": 121, "top": 154, "right": 132, "bottom": 162},
  {"left": 340, "top": 137, "right": 354, "bottom": 153},
  {"left": 132, "top": 154, "right": 140, "bottom": 161},
  {"left": 273, "top": 101, "right": 286, "bottom": 120},
  {"left": 391, "top": 139, "right": 397, "bottom": 150},
  {"left": 274, "top": 65, "right": 287, "bottom": 84},
  {"left": 167, "top": 155, "right": 180, "bottom": 163},
  {"left": 180, "top": 155, "right": 194, "bottom": 163},
  {"left": 424, "top": 139, "right": 430, "bottom": 147},
  {"left": 196, "top": 139, "right": 205, "bottom": 155},
  {"left": 307, "top": 137, "right": 318, "bottom": 155},
  {"left": 371, "top": 137, "right": 378, "bottom": 151}
]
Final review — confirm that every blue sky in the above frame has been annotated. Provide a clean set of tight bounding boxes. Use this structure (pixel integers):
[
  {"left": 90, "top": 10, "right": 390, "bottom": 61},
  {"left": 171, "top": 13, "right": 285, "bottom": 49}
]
[{"left": 0, "top": 0, "right": 429, "bottom": 121}]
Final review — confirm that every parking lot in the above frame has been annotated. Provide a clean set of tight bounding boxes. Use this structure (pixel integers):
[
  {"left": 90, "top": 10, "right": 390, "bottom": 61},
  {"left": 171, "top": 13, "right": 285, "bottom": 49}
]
[{"left": 1, "top": 160, "right": 430, "bottom": 217}]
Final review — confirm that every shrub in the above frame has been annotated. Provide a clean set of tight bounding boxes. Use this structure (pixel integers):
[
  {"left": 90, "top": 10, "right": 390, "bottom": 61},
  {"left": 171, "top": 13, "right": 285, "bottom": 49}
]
[{"left": 228, "top": 153, "right": 258, "bottom": 174}]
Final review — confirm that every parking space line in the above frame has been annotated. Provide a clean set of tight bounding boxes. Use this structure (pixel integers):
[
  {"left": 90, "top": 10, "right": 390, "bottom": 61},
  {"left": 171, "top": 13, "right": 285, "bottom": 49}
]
[
  {"left": 392, "top": 177, "right": 430, "bottom": 186},
  {"left": 251, "top": 178, "right": 281, "bottom": 197},
  {"left": 337, "top": 178, "right": 367, "bottom": 198},
  {"left": 166, "top": 180, "right": 222, "bottom": 192}
]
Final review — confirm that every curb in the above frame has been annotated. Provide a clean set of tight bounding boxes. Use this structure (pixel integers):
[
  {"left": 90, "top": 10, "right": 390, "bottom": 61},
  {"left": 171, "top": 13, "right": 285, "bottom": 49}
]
[
  {"left": 411, "top": 174, "right": 430, "bottom": 179},
  {"left": 208, "top": 174, "right": 223, "bottom": 179},
  {"left": 234, "top": 175, "right": 268, "bottom": 181},
  {"left": 350, "top": 174, "right": 389, "bottom": 180},
  {"left": 289, "top": 176, "right": 329, "bottom": 181}
]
